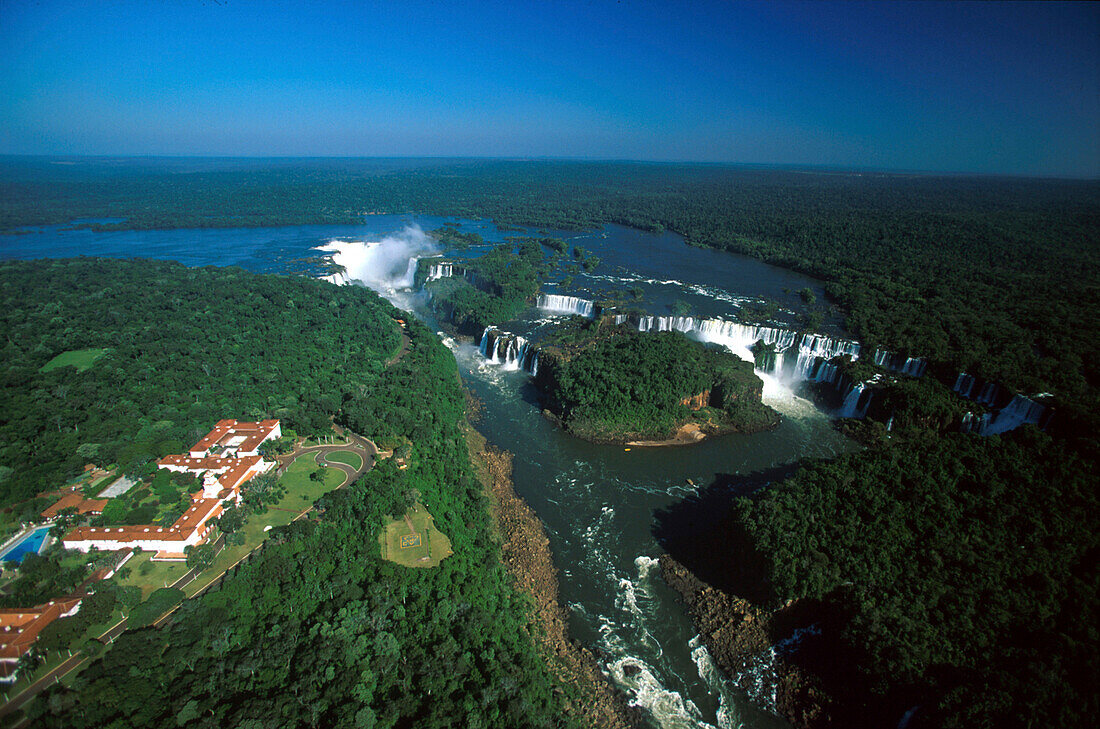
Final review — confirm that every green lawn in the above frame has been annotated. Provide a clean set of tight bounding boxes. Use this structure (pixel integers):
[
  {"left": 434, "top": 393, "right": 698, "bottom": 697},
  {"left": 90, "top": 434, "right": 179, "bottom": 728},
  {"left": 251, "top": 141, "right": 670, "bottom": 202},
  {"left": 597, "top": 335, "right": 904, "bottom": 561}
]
[
  {"left": 40, "top": 348, "right": 109, "bottom": 373},
  {"left": 279, "top": 454, "right": 348, "bottom": 500},
  {"left": 379, "top": 503, "right": 453, "bottom": 568},
  {"left": 185, "top": 455, "right": 345, "bottom": 596},
  {"left": 114, "top": 552, "right": 188, "bottom": 600},
  {"left": 324, "top": 449, "right": 363, "bottom": 471}
]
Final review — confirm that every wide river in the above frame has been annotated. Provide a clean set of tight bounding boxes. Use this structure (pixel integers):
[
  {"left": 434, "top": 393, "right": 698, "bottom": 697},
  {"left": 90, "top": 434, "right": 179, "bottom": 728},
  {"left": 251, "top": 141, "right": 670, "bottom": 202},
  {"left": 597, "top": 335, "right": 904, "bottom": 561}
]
[{"left": 4, "top": 217, "right": 856, "bottom": 728}]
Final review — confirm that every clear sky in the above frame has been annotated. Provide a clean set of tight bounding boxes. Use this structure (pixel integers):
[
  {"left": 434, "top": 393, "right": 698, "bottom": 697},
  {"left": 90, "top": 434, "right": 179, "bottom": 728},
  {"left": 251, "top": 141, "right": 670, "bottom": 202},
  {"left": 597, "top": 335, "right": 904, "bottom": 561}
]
[{"left": 1, "top": 0, "right": 1097, "bottom": 177}]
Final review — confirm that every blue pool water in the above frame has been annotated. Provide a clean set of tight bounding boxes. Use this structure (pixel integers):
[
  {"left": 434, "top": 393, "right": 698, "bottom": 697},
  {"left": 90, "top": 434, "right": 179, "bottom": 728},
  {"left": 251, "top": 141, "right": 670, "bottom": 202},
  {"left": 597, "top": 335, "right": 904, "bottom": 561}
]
[{"left": 0, "top": 526, "right": 50, "bottom": 564}]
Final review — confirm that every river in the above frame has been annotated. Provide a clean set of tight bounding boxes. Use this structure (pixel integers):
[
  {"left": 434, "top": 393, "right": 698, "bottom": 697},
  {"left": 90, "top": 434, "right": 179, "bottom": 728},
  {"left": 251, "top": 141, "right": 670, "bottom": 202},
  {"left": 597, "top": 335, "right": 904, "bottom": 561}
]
[{"left": 3, "top": 217, "right": 856, "bottom": 728}]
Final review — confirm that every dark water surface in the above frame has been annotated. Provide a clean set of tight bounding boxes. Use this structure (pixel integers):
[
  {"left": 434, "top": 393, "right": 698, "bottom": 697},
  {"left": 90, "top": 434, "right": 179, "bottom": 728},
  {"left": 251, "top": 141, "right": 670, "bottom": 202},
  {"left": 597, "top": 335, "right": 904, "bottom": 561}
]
[{"left": 4, "top": 219, "right": 855, "bottom": 728}]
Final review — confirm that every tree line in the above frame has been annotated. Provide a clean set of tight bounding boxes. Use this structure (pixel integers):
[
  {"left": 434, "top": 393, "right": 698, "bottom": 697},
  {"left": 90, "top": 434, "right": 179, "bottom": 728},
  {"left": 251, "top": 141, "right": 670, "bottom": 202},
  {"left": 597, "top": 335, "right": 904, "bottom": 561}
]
[{"left": 12, "top": 259, "right": 580, "bottom": 728}]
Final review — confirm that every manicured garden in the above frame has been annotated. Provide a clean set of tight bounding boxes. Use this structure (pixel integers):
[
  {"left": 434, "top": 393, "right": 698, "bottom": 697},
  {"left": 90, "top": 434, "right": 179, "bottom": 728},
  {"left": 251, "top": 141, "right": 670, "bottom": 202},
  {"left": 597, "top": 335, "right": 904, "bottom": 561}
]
[
  {"left": 323, "top": 449, "right": 363, "bottom": 471},
  {"left": 379, "top": 503, "right": 452, "bottom": 568},
  {"left": 114, "top": 552, "right": 188, "bottom": 600},
  {"left": 183, "top": 453, "right": 346, "bottom": 596}
]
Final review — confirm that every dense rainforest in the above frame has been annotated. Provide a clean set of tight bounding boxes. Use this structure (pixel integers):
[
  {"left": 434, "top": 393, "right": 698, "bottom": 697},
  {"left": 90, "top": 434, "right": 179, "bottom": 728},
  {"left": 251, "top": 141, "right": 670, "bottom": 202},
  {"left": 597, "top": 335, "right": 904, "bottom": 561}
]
[
  {"left": 675, "top": 425, "right": 1099, "bottom": 729},
  {"left": 3, "top": 159, "right": 1097, "bottom": 728},
  {"left": 421, "top": 239, "right": 545, "bottom": 334},
  {"left": 534, "top": 322, "right": 779, "bottom": 442},
  {"left": 6, "top": 259, "right": 581, "bottom": 728},
  {"left": 0, "top": 258, "right": 401, "bottom": 507},
  {"left": 2, "top": 157, "right": 1096, "bottom": 407}
]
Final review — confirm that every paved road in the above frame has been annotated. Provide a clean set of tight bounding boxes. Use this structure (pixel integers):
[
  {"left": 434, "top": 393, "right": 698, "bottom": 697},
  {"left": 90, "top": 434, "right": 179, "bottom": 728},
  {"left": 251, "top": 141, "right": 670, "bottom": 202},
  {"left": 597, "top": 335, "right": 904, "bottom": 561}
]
[
  {"left": 0, "top": 436, "right": 378, "bottom": 718},
  {"left": 278, "top": 432, "right": 376, "bottom": 487}
]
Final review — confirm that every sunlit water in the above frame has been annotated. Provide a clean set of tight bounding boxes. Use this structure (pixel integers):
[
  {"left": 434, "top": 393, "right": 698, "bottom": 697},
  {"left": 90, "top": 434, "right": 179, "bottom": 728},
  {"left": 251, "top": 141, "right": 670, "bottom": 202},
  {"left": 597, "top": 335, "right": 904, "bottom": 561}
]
[{"left": 4, "top": 218, "right": 856, "bottom": 729}]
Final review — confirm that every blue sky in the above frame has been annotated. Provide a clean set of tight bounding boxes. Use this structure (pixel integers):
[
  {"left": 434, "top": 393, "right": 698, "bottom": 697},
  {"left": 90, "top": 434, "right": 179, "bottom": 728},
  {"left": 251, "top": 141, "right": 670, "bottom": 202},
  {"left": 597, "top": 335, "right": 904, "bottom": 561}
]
[{"left": 1, "top": 0, "right": 1097, "bottom": 176}]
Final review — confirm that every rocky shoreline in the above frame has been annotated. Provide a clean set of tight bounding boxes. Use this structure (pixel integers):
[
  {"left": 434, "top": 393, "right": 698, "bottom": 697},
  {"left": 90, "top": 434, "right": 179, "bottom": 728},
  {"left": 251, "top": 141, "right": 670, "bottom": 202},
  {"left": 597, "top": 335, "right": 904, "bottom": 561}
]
[
  {"left": 465, "top": 419, "right": 643, "bottom": 729},
  {"left": 542, "top": 408, "right": 780, "bottom": 447},
  {"left": 659, "top": 555, "right": 834, "bottom": 729}
]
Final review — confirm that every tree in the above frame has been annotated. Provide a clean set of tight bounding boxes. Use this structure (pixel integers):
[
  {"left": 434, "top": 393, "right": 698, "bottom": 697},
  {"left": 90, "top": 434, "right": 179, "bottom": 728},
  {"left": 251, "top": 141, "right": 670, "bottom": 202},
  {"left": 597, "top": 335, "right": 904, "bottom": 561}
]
[
  {"left": 185, "top": 543, "right": 215, "bottom": 572},
  {"left": 217, "top": 505, "right": 246, "bottom": 534},
  {"left": 15, "top": 647, "right": 43, "bottom": 679}
]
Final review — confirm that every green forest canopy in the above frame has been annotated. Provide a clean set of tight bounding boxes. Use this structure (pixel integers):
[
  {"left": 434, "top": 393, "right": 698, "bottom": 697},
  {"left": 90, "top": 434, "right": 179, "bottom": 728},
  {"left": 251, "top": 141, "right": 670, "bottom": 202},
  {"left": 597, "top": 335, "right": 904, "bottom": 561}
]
[
  {"left": 0, "top": 258, "right": 401, "bottom": 506},
  {"left": 17, "top": 257, "right": 581, "bottom": 728},
  {"left": 723, "top": 428, "right": 1098, "bottom": 729},
  {"left": 2, "top": 157, "right": 1096, "bottom": 406}
]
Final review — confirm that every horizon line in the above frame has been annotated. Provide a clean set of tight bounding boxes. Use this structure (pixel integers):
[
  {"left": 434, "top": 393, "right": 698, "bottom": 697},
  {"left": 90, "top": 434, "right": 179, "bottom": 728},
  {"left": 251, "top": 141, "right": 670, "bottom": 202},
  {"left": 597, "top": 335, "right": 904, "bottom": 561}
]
[{"left": 1, "top": 153, "right": 1097, "bottom": 182}]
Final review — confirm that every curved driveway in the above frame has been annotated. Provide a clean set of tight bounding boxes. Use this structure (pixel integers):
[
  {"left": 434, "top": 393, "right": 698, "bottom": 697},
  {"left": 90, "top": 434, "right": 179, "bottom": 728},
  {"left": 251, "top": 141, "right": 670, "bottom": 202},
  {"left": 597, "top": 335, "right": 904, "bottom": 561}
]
[
  {"left": 1, "top": 433, "right": 381, "bottom": 719},
  {"left": 281, "top": 431, "right": 377, "bottom": 488}
]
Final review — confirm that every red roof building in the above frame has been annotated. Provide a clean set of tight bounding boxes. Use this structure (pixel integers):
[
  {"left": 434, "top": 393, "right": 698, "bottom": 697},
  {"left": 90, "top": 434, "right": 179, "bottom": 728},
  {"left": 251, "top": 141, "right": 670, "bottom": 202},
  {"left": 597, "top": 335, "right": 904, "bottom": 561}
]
[
  {"left": 188, "top": 419, "right": 281, "bottom": 458},
  {"left": 0, "top": 598, "right": 82, "bottom": 680},
  {"left": 41, "top": 492, "right": 108, "bottom": 520},
  {"left": 64, "top": 419, "right": 279, "bottom": 561}
]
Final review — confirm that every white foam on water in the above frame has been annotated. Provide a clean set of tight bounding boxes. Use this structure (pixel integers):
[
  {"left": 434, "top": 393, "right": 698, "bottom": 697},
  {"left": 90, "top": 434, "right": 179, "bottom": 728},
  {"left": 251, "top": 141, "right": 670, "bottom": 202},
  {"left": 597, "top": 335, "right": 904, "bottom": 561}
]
[
  {"left": 314, "top": 225, "right": 437, "bottom": 309},
  {"left": 734, "top": 624, "right": 823, "bottom": 713},
  {"left": 608, "top": 656, "right": 717, "bottom": 729},
  {"left": 581, "top": 272, "right": 761, "bottom": 310},
  {"left": 690, "top": 636, "right": 745, "bottom": 729}
]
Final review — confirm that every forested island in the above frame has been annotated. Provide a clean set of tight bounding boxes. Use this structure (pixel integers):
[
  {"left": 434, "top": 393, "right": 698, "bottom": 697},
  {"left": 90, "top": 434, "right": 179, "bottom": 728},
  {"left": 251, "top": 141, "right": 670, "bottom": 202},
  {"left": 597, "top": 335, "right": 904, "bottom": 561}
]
[
  {"left": 3, "top": 258, "right": 618, "bottom": 728},
  {"left": 1, "top": 158, "right": 1096, "bottom": 729},
  {"left": 3, "top": 158, "right": 1097, "bottom": 411},
  {"left": 419, "top": 239, "right": 545, "bottom": 334},
  {"left": 533, "top": 322, "right": 779, "bottom": 443}
]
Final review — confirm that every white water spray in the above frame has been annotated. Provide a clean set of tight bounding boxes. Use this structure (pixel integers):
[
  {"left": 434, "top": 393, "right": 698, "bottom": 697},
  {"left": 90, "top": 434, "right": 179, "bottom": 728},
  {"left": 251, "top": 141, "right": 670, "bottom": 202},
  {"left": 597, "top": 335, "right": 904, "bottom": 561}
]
[{"left": 314, "top": 225, "right": 438, "bottom": 306}]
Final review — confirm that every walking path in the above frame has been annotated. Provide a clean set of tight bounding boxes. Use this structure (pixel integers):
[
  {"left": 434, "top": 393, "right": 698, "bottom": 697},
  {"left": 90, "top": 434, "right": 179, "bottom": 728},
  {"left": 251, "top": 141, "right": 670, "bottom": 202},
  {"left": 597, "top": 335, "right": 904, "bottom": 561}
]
[
  {"left": 384, "top": 320, "right": 411, "bottom": 369},
  {"left": 0, "top": 432, "right": 378, "bottom": 719}
]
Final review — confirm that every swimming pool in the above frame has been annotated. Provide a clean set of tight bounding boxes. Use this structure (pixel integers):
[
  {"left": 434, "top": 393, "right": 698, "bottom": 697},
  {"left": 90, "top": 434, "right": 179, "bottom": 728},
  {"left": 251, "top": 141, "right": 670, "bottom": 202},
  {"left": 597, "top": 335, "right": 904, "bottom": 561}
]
[{"left": 0, "top": 526, "right": 50, "bottom": 564}]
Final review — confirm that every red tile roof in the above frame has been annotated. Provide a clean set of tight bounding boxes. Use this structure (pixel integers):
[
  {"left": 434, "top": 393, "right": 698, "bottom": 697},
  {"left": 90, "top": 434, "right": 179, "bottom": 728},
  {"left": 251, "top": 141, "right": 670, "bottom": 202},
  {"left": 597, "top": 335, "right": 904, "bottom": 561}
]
[
  {"left": 217, "top": 455, "right": 262, "bottom": 491},
  {"left": 0, "top": 598, "right": 82, "bottom": 662},
  {"left": 157, "top": 455, "right": 234, "bottom": 471},
  {"left": 63, "top": 499, "right": 223, "bottom": 546},
  {"left": 41, "top": 492, "right": 108, "bottom": 519},
  {"left": 189, "top": 419, "right": 279, "bottom": 455}
]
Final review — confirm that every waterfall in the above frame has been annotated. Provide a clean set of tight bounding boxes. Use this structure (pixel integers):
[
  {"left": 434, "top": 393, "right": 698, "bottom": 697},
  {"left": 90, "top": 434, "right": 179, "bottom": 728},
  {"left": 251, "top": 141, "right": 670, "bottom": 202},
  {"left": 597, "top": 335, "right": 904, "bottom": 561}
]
[
  {"left": 478, "top": 327, "right": 539, "bottom": 373},
  {"left": 315, "top": 227, "right": 435, "bottom": 294},
  {"left": 838, "top": 382, "right": 872, "bottom": 418},
  {"left": 873, "top": 349, "right": 928, "bottom": 378},
  {"left": 479, "top": 312, "right": 1045, "bottom": 436},
  {"left": 631, "top": 314, "right": 859, "bottom": 385},
  {"left": 952, "top": 372, "right": 1049, "bottom": 435},
  {"left": 426, "top": 262, "right": 454, "bottom": 281},
  {"left": 953, "top": 373, "right": 977, "bottom": 399},
  {"left": 320, "top": 268, "right": 350, "bottom": 286},
  {"left": 538, "top": 294, "right": 596, "bottom": 318}
]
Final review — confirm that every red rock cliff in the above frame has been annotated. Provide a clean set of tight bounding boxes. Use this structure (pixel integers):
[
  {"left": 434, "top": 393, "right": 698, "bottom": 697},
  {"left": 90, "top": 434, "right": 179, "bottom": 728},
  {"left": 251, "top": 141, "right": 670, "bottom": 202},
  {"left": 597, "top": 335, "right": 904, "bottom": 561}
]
[{"left": 680, "top": 390, "right": 711, "bottom": 410}]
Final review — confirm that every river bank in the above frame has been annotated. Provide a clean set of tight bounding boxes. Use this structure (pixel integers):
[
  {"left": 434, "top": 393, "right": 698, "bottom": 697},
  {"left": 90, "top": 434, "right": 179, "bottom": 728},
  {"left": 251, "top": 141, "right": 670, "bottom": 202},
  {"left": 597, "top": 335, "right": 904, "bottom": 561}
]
[
  {"left": 464, "top": 416, "right": 642, "bottom": 729},
  {"left": 659, "top": 555, "right": 834, "bottom": 729}
]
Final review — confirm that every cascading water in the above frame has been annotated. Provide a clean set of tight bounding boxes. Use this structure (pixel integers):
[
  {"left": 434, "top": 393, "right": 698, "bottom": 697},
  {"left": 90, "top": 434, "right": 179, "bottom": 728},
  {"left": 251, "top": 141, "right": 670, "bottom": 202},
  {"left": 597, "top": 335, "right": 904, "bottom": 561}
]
[
  {"left": 479, "top": 327, "right": 539, "bottom": 373},
  {"left": 873, "top": 349, "right": 928, "bottom": 378},
  {"left": 952, "top": 372, "right": 1049, "bottom": 434},
  {"left": 538, "top": 293, "right": 596, "bottom": 318},
  {"left": 631, "top": 314, "right": 860, "bottom": 387},
  {"left": 314, "top": 225, "right": 438, "bottom": 304},
  {"left": 838, "top": 382, "right": 871, "bottom": 419},
  {"left": 426, "top": 262, "right": 455, "bottom": 281}
]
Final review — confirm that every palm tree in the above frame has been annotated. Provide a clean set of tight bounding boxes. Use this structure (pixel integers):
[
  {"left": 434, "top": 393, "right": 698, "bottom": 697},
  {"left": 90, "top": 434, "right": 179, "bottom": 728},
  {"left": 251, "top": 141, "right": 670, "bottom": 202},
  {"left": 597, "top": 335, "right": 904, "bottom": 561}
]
[{"left": 15, "top": 646, "right": 44, "bottom": 680}]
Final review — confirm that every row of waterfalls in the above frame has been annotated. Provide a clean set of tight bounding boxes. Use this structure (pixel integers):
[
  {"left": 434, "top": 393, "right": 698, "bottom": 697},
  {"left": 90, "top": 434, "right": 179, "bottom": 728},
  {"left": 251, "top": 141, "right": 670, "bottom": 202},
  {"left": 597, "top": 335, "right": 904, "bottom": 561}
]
[{"left": 483, "top": 295, "right": 1051, "bottom": 434}]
